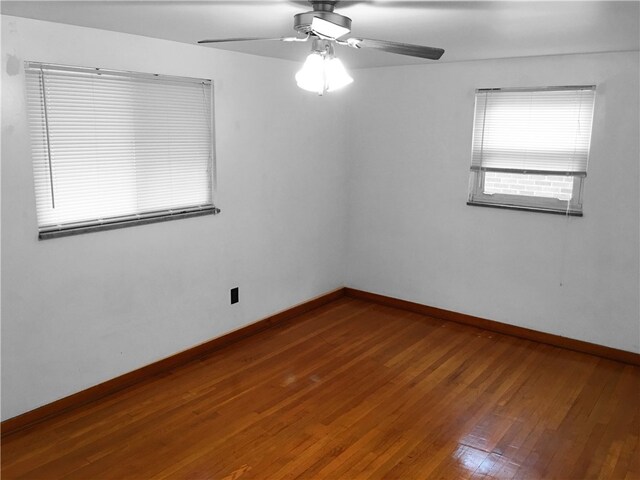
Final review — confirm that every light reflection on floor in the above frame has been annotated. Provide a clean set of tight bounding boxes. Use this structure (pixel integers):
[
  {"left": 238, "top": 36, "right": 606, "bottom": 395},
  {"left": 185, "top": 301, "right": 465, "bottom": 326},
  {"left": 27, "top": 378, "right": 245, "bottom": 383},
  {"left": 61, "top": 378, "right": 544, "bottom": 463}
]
[{"left": 451, "top": 443, "right": 521, "bottom": 477}]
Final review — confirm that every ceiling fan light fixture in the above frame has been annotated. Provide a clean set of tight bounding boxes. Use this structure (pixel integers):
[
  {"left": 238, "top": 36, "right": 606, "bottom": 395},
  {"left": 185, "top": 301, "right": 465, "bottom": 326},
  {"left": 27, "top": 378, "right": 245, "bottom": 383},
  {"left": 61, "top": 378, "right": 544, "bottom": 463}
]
[
  {"left": 311, "top": 16, "right": 350, "bottom": 39},
  {"left": 295, "top": 41, "right": 353, "bottom": 95}
]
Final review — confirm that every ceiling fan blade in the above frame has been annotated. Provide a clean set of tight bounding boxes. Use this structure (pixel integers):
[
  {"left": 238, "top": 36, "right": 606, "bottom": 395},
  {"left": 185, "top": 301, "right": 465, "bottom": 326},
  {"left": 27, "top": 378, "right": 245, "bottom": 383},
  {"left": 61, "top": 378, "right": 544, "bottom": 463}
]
[
  {"left": 345, "top": 38, "right": 444, "bottom": 60},
  {"left": 198, "top": 37, "right": 304, "bottom": 44}
]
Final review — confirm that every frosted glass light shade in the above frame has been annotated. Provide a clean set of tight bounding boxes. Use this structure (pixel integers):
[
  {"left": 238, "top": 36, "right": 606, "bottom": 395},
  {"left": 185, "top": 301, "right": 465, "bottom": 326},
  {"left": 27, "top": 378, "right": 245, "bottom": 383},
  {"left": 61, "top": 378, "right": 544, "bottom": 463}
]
[
  {"left": 295, "top": 53, "right": 353, "bottom": 95},
  {"left": 295, "top": 53, "right": 325, "bottom": 94},
  {"left": 325, "top": 58, "right": 353, "bottom": 91}
]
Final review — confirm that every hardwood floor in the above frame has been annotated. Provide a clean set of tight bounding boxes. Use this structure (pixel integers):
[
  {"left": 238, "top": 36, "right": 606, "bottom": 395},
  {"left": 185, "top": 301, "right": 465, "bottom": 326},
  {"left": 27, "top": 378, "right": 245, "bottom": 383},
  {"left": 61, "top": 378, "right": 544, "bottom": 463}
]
[{"left": 2, "top": 297, "right": 639, "bottom": 479}]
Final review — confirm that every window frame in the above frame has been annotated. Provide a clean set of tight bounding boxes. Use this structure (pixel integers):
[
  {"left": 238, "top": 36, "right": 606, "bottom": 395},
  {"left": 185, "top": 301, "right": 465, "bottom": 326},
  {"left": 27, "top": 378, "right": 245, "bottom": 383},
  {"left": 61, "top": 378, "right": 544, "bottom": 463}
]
[
  {"left": 467, "top": 85, "right": 595, "bottom": 217},
  {"left": 468, "top": 171, "right": 585, "bottom": 216},
  {"left": 25, "top": 62, "right": 220, "bottom": 240}
]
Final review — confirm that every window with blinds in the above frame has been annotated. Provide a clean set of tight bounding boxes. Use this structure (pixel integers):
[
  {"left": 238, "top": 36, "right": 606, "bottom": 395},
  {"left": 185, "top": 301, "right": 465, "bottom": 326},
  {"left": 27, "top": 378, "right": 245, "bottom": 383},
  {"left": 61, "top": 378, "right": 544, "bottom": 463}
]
[
  {"left": 25, "top": 62, "right": 218, "bottom": 239},
  {"left": 467, "top": 86, "right": 595, "bottom": 216}
]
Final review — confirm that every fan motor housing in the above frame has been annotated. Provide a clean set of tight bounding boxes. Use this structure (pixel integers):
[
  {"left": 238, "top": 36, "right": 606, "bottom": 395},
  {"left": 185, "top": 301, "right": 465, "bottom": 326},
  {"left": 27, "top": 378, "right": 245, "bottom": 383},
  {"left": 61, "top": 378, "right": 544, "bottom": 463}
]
[{"left": 293, "top": 11, "right": 352, "bottom": 35}]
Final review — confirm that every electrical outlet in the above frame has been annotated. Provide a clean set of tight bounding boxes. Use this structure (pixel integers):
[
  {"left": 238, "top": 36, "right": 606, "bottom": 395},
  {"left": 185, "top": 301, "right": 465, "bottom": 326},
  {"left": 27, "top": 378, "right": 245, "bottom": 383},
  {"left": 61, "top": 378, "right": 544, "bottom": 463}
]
[{"left": 230, "top": 287, "right": 239, "bottom": 305}]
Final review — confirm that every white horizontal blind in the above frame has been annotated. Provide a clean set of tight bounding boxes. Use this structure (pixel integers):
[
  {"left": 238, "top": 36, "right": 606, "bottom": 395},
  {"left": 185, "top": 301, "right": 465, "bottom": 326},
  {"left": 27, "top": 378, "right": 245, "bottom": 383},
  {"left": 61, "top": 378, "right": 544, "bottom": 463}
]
[
  {"left": 471, "top": 87, "right": 595, "bottom": 176},
  {"left": 25, "top": 63, "right": 215, "bottom": 232}
]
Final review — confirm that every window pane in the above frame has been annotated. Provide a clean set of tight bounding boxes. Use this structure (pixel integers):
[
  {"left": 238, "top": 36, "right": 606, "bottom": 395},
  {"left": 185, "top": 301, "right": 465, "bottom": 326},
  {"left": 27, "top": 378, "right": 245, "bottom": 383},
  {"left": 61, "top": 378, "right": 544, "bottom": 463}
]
[{"left": 483, "top": 172, "right": 573, "bottom": 201}]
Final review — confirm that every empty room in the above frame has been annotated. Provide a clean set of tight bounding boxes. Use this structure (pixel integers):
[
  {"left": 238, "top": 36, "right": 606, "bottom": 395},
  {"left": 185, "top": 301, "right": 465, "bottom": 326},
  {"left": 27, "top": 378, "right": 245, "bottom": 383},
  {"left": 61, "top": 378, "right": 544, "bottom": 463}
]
[{"left": 1, "top": 1, "right": 639, "bottom": 478}]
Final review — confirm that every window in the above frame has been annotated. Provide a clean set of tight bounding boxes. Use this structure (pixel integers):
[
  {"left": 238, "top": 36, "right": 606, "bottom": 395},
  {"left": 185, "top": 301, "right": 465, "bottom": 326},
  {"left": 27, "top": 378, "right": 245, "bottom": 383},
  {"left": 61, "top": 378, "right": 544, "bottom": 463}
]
[
  {"left": 25, "top": 62, "right": 218, "bottom": 239},
  {"left": 468, "top": 86, "right": 595, "bottom": 216}
]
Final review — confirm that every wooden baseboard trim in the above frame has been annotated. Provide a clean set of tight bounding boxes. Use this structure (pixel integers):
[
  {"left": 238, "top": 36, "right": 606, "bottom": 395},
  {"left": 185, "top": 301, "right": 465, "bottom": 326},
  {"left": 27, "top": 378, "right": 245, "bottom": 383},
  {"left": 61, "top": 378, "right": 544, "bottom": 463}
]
[
  {"left": 4, "top": 286, "right": 636, "bottom": 437},
  {"left": 345, "top": 288, "right": 640, "bottom": 366},
  {"left": 1, "top": 287, "right": 346, "bottom": 438}
]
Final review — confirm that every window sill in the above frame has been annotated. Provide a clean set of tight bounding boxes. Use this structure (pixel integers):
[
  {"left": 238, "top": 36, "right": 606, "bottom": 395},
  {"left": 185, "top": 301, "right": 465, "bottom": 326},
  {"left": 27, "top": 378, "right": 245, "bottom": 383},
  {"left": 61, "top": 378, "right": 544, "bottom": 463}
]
[
  {"left": 39, "top": 207, "right": 221, "bottom": 240},
  {"left": 467, "top": 201, "right": 582, "bottom": 217}
]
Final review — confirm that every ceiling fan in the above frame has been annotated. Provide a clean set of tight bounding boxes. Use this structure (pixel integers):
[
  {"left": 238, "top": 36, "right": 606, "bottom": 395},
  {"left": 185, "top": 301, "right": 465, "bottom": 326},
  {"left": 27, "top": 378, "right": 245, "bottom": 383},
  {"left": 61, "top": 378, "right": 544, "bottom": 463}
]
[{"left": 198, "top": 0, "right": 445, "bottom": 95}]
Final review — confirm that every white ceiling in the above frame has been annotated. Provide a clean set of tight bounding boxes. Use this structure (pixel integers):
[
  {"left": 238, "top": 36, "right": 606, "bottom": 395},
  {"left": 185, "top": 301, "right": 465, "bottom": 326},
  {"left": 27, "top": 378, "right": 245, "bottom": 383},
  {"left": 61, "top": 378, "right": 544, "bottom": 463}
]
[{"left": 2, "top": 1, "right": 639, "bottom": 69}]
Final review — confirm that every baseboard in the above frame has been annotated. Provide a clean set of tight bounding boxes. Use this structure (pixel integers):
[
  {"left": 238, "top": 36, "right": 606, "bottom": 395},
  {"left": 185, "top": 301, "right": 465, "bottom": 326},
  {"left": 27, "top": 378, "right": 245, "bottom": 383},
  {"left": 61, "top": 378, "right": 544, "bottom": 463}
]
[
  {"left": 345, "top": 288, "right": 640, "bottom": 366},
  {"left": 1, "top": 287, "right": 346, "bottom": 438},
  {"left": 4, "top": 286, "right": 637, "bottom": 437}
]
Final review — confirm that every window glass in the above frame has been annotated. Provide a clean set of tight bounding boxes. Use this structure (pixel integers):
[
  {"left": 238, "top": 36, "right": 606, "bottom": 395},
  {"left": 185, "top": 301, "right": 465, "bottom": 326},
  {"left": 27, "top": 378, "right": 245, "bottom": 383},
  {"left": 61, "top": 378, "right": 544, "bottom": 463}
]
[{"left": 468, "top": 86, "right": 595, "bottom": 216}]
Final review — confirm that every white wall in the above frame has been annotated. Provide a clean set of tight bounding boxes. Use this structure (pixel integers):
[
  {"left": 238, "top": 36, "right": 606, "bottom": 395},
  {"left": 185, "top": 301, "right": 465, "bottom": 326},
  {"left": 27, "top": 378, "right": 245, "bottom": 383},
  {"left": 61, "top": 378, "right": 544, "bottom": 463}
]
[
  {"left": 2, "top": 15, "right": 638, "bottom": 422},
  {"left": 1, "top": 15, "right": 348, "bottom": 420},
  {"left": 345, "top": 52, "right": 640, "bottom": 353}
]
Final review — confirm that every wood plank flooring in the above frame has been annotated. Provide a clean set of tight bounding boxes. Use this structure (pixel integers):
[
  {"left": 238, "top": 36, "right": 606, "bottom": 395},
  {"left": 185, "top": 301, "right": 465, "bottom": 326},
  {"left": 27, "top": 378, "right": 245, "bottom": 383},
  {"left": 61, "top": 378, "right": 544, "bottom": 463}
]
[{"left": 2, "top": 297, "right": 639, "bottom": 479}]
